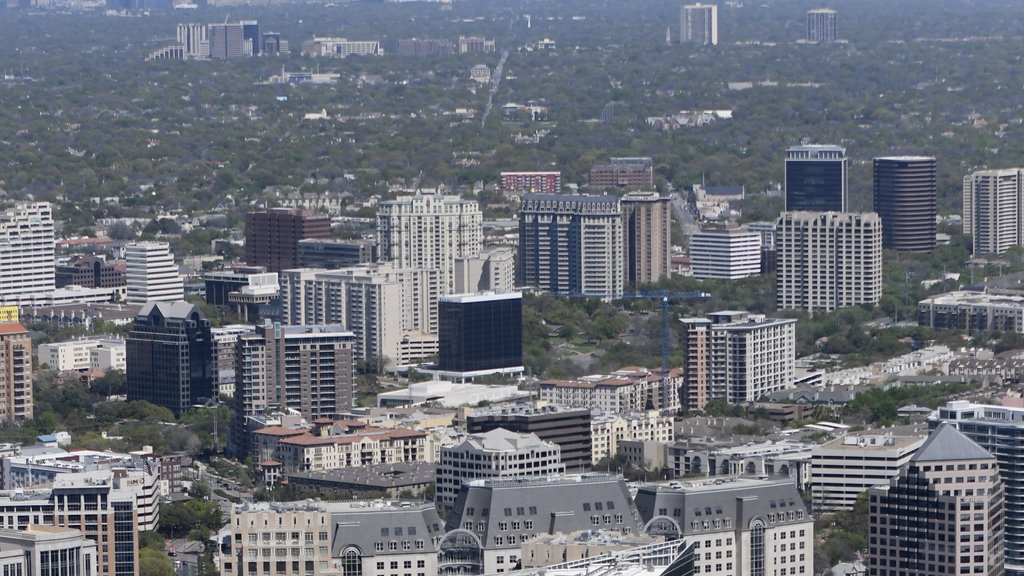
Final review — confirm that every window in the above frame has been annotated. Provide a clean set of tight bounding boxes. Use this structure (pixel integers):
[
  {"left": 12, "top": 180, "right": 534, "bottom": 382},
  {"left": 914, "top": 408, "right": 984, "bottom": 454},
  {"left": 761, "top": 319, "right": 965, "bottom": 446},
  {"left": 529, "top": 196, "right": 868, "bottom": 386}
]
[{"left": 341, "top": 549, "right": 362, "bottom": 576}]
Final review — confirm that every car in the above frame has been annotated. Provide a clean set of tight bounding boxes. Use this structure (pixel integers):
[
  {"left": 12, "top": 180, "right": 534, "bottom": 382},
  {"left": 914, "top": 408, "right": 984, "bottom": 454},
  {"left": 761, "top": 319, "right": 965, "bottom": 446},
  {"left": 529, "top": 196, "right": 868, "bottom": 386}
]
[{"left": 168, "top": 551, "right": 176, "bottom": 557}]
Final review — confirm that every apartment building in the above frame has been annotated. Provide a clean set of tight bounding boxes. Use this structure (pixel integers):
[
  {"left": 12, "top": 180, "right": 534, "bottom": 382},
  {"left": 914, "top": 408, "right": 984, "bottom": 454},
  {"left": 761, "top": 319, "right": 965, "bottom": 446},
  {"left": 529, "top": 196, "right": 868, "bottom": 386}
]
[
  {"left": 680, "top": 3, "right": 718, "bottom": 46},
  {"left": 38, "top": 338, "right": 126, "bottom": 372},
  {"left": 588, "top": 157, "right": 654, "bottom": 190},
  {"left": 499, "top": 171, "right": 562, "bottom": 195},
  {"left": 211, "top": 325, "right": 256, "bottom": 397},
  {"left": 538, "top": 367, "right": 683, "bottom": 413},
  {"left": 621, "top": 192, "right": 672, "bottom": 286},
  {"left": 809, "top": 433, "right": 924, "bottom": 512},
  {"left": 244, "top": 208, "right": 332, "bottom": 273},
  {"left": 963, "top": 168, "right": 1024, "bottom": 255},
  {"left": 453, "top": 246, "right": 515, "bottom": 295},
  {"left": 0, "top": 202, "right": 55, "bottom": 305},
  {"left": 918, "top": 291, "right": 1024, "bottom": 333},
  {"left": 0, "top": 324, "right": 33, "bottom": 423},
  {"left": 590, "top": 411, "right": 674, "bottom": 464},
  {"left": 275, "top": 427, "right": 430, "bottom": 474}
]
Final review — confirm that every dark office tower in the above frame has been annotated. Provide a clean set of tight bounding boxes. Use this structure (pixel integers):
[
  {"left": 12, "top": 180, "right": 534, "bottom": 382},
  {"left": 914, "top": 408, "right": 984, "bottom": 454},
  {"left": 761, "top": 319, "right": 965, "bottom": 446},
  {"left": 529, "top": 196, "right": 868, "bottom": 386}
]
[
  {"left": 785, "top": 145, "right": 848, "bottom": 212},
  {"left": 873, "top": 156, "right": 937, "bottom": 252},
  {"left": 806, "top": 9, "right": 837, "bottom": 43},
  {"left": 240, "top": 20, "right": 259, "bottom": 55},
  {"left": 261, "top": 32, "right": 281, "bottom": 55},
  {"left": 438, "top": 292, "right": 523, "bottom": 376},
  {"left": 126, "top": 302, "right": 214, "bottom": 416},
  {"left": 209, "top": 23, "right": 244, "bottom": 59},
  {"left": 245, "top": 208, "right": 332, "bottom": 272}
]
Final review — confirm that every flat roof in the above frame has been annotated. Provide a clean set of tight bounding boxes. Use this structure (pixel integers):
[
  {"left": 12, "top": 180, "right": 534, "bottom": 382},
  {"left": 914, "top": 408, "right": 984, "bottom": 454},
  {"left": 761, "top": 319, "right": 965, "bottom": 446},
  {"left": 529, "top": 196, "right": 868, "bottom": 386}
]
[{"left": 440, "top": 291, "right": 523, "bottom": 304}]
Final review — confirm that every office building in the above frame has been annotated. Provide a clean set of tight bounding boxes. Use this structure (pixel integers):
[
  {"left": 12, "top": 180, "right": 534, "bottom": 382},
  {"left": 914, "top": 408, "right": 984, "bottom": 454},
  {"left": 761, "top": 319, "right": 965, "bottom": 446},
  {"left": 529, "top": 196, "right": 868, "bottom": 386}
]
[
  {"left": 934, "top": 400, "right": 1024, "bottom": 574},
  {"left": 466, "top": 404, "right": 593, "bottom": 472},
  {"left": 240, "top": 20, "right": 259, "bottom": 55},
  {"left": 300, "top": 37, "right": 381, "bottom": 58},
  {"left": 261, "top": 32, "right": 283, "bottom": 55},
  {"left": 245, "top": 208, "right": 332, "bottom": 273},
  {"left": 785, "top": 145, "right": 847, "bottom": 212},
  {"left": 963, "top": 168, "right": 1024, "bottom": 255},
  {"left": 869, "top": 424, "right": 1004, "bottom": 576},
  {"left": 38, "top": 338, "right": 125, "bottom": 373},
  {"left": 436, "top": 429, "right": 564, "bottom": 510},
  {"left": 688, "top": 227, "right": 762, "bottom": 280},
  {"left": 124, "top": 242, "right": 183, "bottom": 304},
  {"left": 635, "top": 477, "right": 813, "bottom": 576},
  {"left": 590, "top": 411, "right": 674, "bottom": 464},
  {"left": 297, "top": 238, "right": 376, "bottom": 268},
  {"left": 453, "top": 246, "right": 516, "bottom": 294},
  {"left": 806, "top": 9, "right": 837, "bottom": 43},
  {"left": 458, "top": 35, "right": 496, "bottom": 53},
  {"left": 438, "top": 292, "right": 523, "bottom": 378},
  {"left": 589, "top": 157, "right": 654, "bottom": 190},
  {"left": 125, "top": 302, "right": 214, "bottom": 416},
  {"left": 176, "top": 23, "right": 209, "bottom": 58},
  {"left": 775, "top": 211, "right": 883, "bottom": 312},
  {"left": 538, "top": 367, "right": 683, "bottom": 413},
  {"left": 209, "top": 22, "right": 244, "bottom": 59},
  {"left": 917, "top": 291, "right": 1024, "bottom": 333},
  {"left": 519, "top": 194, "right": 624, "bottom": 299},
  {"left": 0, "top": 525, "right": 98, "bottom": 576},
  {"left": 621, "top": 192, "right": 672, "bottom": 286},
  {"left": 376, "top": 191, "right": 483, "bottom": 294},
  {"left": 210, "top": 325, "right": 255, "bottom": 397},
  {"left": 680, "top": 3, "right": 718, "bottom": 45},
  {"left": 446, "top": 474, "right": 642, "bottom": 574},
  {"left": 680, "top": 311, "right": 796, "bottom": 408},
  {"left": 397, "top": 38, "right": 455, "bottom": 56},
  {"left": 873, "top": 156, "right": 937, "bottom": 252},
  {"left": 55, "top": 256, "right": 126, "bottom": 293},
  {"left": 0, "top": 324, "right": 32, "bottom": 423},
  {"left": 810, "top": 433, "right": 924, "bottom": 512},
  {"left": 499, "top": 171, "right": 562, "bottom": 195},
  {"left": 0, "top": 202, "right": 55, "bottom": 305}
]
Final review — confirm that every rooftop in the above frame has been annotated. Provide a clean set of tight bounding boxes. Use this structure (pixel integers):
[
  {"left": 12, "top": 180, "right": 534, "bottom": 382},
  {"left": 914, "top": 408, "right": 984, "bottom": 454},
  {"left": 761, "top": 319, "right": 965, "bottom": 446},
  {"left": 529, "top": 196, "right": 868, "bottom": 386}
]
[{"left": 910, "top": 423, "right": 994, "bottom": 463}]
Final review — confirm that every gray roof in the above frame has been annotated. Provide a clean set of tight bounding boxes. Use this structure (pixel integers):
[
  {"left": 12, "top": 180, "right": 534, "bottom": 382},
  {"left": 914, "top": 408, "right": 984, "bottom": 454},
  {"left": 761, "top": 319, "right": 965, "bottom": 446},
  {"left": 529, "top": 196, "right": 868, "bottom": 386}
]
[
  {"left": 910, "top": 423, "right": 994, "bottom": 463},
  {"left": 139, "top": 301, "right": 198, "bottom": 320},
  {"left": 329, "top": 502, "right": 444, "bottom": 557},
  {"left": 634, "top": 478, "right": 808, "bottom": 533}
]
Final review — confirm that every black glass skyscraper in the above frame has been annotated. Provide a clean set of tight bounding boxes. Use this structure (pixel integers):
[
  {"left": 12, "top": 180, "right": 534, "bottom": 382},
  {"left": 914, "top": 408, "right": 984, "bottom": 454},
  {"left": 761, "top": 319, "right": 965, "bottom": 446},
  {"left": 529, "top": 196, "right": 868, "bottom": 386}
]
[
  {"left": 438, "top": 292, "right": 522, "bottom": 374},
  {"left": 784, "top": 145, "right": 848, "bottom": 212},
  {"left": 873, "top": 156, "right": 937, "bottom": 253}
]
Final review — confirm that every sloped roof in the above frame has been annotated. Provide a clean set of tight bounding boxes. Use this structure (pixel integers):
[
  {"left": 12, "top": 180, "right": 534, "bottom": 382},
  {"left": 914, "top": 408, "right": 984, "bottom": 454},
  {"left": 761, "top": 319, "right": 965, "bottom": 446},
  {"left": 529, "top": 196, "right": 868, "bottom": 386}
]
[{"left": 910, "top": 423, "right": 993, "bottom": 463}]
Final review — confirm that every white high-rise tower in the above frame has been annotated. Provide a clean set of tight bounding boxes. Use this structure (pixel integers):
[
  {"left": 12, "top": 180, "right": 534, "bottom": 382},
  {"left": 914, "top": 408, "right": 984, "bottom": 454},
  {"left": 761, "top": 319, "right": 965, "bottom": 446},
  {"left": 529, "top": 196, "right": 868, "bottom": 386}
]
[
  {"left": 125, "top": 242, "right": 184, "bottom": 304},
  {"left": 0, "top": 202, "right": 55, "bottom": 305}
]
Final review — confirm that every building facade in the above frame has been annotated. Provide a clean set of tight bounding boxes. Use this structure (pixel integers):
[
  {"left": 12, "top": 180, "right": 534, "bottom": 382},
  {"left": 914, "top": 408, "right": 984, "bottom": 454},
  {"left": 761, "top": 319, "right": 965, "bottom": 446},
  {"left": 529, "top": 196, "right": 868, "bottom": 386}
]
[
  {"left": 785, "top": 145, "right": 848, "bottom": 212},
  {"left": 438, "top": 292, "right": 523, "bottom": 377},
  {"left": 680, "top": 3, "right": 718, "bottom": 45},
  {"left": 806, "top": 9, "right": 837, "bottom": 43},
  {"left": 499, "top": 172, "right": 562, "bottom": 195},
  {"left": 55, "top": 256, "right": 126, "bottom": 292},
  {"left": 0, "top": 324, "right": 32, "bottom": 423},
  {"left": 466, "top": 405, "right": 593, "bottom": 473},
  {"left": 775, "top": 211, "right": 883, "bottom": 312},
  {"left": 590, "top": 411, "right": 675, "bottom": 464},
  {"left": 873, "top": 156, "right": 937, "bottom": 252},
  {"left": 918, "top": 291, "right": 1024, "bottom": 333},
  {"left": 809, "top": 434, "right": 924, "bottom": 512},
  {"left": 688, "top": 228, "right": 762, "bottom": 280},
  {"left": 0, "top": 202, "right": 55, "bottom": 305},
  {"left": 621, "top": 192, "right": 672, "bottom": 286},
  {"left": 538, "top": 367, "right": 683, "bottom": 414},
  {"left": 588, "top": 158, "right": 654, "bottom": 190},
  {"left": 453, "top": 246, "right": 515, "bottom": 295},
  {"left": 245, "top": 208, "right": 332, "bottom": 273},
  {"left": 124, "top": 242, "right": 184, "bottom": 305},
  {"left": 963, "top": 168, "right": 1024, "bottom": 255},
  {"left": 297, "top": 239, "right": 376, "bottom": 269}
]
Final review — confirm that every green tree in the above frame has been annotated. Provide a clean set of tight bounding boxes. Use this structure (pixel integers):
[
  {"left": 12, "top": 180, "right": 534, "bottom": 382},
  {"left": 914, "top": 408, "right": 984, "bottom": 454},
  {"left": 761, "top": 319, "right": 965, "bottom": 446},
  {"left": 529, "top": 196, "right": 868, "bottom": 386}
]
[{"left": 139, "top": 548, "right": 175, "bottom": 576}]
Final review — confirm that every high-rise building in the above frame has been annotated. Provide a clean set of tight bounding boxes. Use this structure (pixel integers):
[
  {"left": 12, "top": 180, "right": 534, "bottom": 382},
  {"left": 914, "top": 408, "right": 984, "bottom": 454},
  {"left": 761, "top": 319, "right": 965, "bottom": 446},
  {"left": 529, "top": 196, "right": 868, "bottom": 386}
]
[
  {"left": 869, "top": 424, "right": 1004, "bottom": 576},
  {"left": 806, "top": 9, "right": 837, "bottom": 43},
  {"left": 244, "top": 208, "right": 332, "bottom": 273},
  {"left": 210, "top": 325, "right": 255, "bottom": 398},
  {"left": 176, "top": 23, "right": 209, "bottom": 58},
  {"left": 0, "top": 526, "right": 98, "bottom": 576},
  {"left": 621, "top": 192, "right": 672, "bottom": 286},
  {"left": 260, "top": 32, "right": 282, "bottom": 55},
  {"left": 0, "top": 202, "right": 54, "bottom": 305},
  {"left": 208, "top": 22, "right": 244, "bottom": 59},
  {"left": 124, "top": 242, "right": 184, "bottom": 305},
  {"left": 518, "top": 194, "right": 624, "bottom": 300},
  {"left": 453, "top": 246, "right": 515, "bottom": 294},
  {"left": 0, "top": 324, "right": 32, "bottom": 423},
  {"left": 785, "top": 145, "right": 848, "bottom": 212},
  {"left": 776, "top": 211, "right": 883, "bottom": 312},
  {"left": 240, "top": 20, "right": 259, "bottom": 55},
  {"left": 680, "top": 311, "right": 796, "bottom": 408},
  {"left": 873, "top": 156, "right": 937, "bottom": 252},
  {"left": 810, "top": 433, "right": 924, "bottom": 512},
  {"left": 963, "top": 168, "right": 1024, "bottom": 255},
  {"left": 231, "top": 323, "right": 355, "bottom": 456},
  {"left": 438, "top": 292, "right": 523, "bottom": 378},
  {"left": 376, "top": 191, "right": 483, "bottom": 294},
  {"left": 680, "top": 3, "right": 718, "bottom": 45},
  {"left": 688, "top": 227, "right": 762, "bottom": 280},
  {"left": 126, "top": 302, "right": 214, "bottom": 416},
  {"left": 588, "top": 157, "right": 654, "bottom": 190}
]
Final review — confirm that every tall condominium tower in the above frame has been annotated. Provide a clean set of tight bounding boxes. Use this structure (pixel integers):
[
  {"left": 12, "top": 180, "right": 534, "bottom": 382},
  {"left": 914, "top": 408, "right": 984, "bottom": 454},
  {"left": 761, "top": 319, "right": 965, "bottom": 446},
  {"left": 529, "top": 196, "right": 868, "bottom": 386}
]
[
  {"left": 806, "top": 9, "right": 837, "bottom": 43},
  {"left": 376, "top": 191, "right": 483, "bottom": 294},
  {"left": 245, "top": 208, "right": 332, "bottom": 273},
  {"left": 776, "top": 211, "right": 883, "bottom": 312},
  {"left": 209, "top": 22, "right": 244, "bottom": 59},
  {"left": 963, "top": 168, "right": 1024, "bottom": 255},
  {"left": 680, "top": 3, "right": 718, "bottom": 46},
  {"left": 124, "top": 241, "right": 184, "bottom": 305},
  {"left": 126, "top": 302, "right": 214, "bottom": 416},
  {"left": 621, "top": 192, "right": 672, "bottom": 286},
  {"left": 873, "top": 156, "right": 937, "bottom": 252},
  {"left": 518, "top": 194, "right": 624, "bottom": 300},
  {"left": 785, "top": 145, "right": 848, "bottom": 212},
  {"left": 869, "top": 424, "right": 1004, "bottom": 576},
  {"left": 0, "top": 324, "right": 32, "bottom": 423},
  {"left": 0, "top": 202, "right": 54, "bottom": 305}
]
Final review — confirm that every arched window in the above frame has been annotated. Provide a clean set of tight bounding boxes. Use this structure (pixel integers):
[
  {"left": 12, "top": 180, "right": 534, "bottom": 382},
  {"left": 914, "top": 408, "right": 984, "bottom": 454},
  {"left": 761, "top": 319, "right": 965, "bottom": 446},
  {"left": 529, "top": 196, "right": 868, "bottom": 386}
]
[
  {"left": 750, "top": 521, "right": 765, "bottom": 576},
  {"left": 342, "top": 547, "right": 362, "bottom": 576}
]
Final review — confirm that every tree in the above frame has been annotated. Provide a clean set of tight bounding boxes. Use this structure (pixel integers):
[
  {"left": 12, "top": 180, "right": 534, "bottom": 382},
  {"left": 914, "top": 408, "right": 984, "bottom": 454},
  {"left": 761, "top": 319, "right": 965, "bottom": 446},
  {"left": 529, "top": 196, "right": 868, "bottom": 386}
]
[{"left": 139, "top": 548, "right": 175, "bottom": 576}]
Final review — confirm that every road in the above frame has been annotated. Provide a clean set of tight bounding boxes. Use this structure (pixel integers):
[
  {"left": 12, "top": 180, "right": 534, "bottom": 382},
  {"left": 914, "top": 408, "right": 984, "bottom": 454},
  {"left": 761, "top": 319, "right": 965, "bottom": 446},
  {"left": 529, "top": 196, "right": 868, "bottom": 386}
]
[{"left": 671, "top": 194, "right": 699, "bottom": 243}]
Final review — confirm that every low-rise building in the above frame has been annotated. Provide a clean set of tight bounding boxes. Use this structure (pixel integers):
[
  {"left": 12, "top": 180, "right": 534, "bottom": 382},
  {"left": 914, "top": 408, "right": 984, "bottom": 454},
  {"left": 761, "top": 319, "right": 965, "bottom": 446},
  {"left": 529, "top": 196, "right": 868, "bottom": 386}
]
[
  {"left": 272, "top": 422, "right": 431, "bottom": 474},
  {"left": 810, "top": 433, "right": 925, "bottom": 512},
  {"left": 466, "top": 404, "right": 592, "bottom": 472},
  {"left": 590, "top": 411, "right": 674, "bottom": 464},
  {"left": 919, "top": 290, "right": 1024, "bottom": 332},
  {"left": 38, "top": 338, "right": 126, "bottom": 373},
  {"left": 668, "top": 439, "right": 813, "bottom": 490},
  {"left": 0, "top": 525, "right": 98, "bottom": 576},
  {"left": 539, "top": 367, "right": 683, "bottom": 413}
]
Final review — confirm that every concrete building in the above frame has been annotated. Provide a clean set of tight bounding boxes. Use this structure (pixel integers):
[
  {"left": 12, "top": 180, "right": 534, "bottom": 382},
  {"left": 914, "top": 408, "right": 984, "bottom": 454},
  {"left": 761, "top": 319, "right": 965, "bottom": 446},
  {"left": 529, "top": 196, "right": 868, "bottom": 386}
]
[
  {"left": 458, "top": 35, "right": 495, "bottom": 53},
  {"left": 55, "top": 256, "right": 126, "bottom": 295},
  {"left": 0, "top": 526, "right": 98, "bottom": 576},
  {"left": 963, "top": 168, "right": 1024, "bottom": 255},
  {"left": 809, "top": 433, "right": 925, "bottom": 512},
  {"left": 38, "top": 337, "right": 125, "bottom": 373},
  {"left": 210, "top": 325, "right": 255, "bottom": 398},
  {"left": 621, "top": 192, "right": 672, "bottom": 286},
  {"left": 124, "top": 242, "right": 183, "bottom": 304},
  {"left": 873, "top": 156, "right": 937, "bottom": 252},
  {"left": 245, "top": 208, "right": 332, "bottom": 273},
  {"left": 466, "top": 404, "right": 593, "bottom": 472},
  {"left": 918, "top": 291, "right": 1024, "bottom": 333},
  {"left": 680, "top": 311, "right": 796, "bottom": 408},
  {"left": 806, "top": 9, "right": 837, "bottom": 43},
  {"left": 177, "top": 22, "right": 209, "bottom": 58},
  {"left": 669, "top": 440, "right": 813, "bottom": 490},
  {"left": 209, "top": 22, "right": 244, "bottom": 59},
  {"left": 0, "top": 324, "right": 32, "bottom": 423},
  {"left": 0, "top": 202, "right": 54, "bottom": 305},
  {"left": 125, "top": 302, "right": 214, "bottom": 416},
  {"left": 499, "top": 172, "right": 562, "bottom": 195},
  {"left": 869, "top": 424, "right": 1004, "bottom": 576},
  {"left": 436, "top": 429, "right": 564, "bottom": 510},
  {"left": 635, "top": 478, "right": 813, "bottom": 576},
  {"left": 933, "top": 400, "right": 1024, "bottom": 574},
  {"left": 377, "top": 191, "right": 483, "bottom": 294},
  {"left": 775, "top": 211, "right": 883, "bottom": 312},
  {"left": 538, "top": 367, "right": 683, "bottom": 413},
  {"left": 297, "top": 238, "right": 376, "bottom": 269},
  {"left": 300, "top": 37, "right": 380, "bottom": 58},
  {"left": 680, "top": 3, "right": 718, "bottom": 45},
  {"left": 590, "top": 411, "right": 675, "bottom": 464},
  {"left": 785, "top": 145, "right": 847, "bottom": 212},
  {"left": 274, "top": 425, "right": 430, "bottom": 474},
  {"left": 688, "top": 228, "right": 762, "bottom": 280},
  {"left": 589, "top": 158, "right": 654, "bottom": 190},
  {"left": 518, "top": 194, "right": 624, "bottom": 299},
  {"left": 453, "top": 246, "right": 516, "bottom": 295}
]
